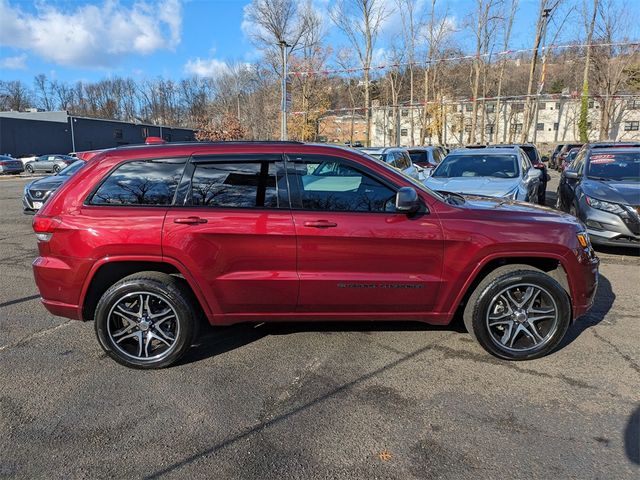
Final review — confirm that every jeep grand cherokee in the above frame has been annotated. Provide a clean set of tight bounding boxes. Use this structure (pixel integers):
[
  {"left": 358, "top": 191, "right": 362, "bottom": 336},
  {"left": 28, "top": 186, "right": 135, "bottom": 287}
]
[{"left": 32, "top": 141, "right": 599, "bottom": 368}]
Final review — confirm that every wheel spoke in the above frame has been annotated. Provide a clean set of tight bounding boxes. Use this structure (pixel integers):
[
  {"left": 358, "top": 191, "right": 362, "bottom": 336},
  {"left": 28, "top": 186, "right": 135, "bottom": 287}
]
[
  {"left": 528, "top": 306, "right": 555, "bottom": 315},
  {"left": 528, "top": 314, "right": 555, "bottom": 323},
  {"left": 115, "top": 304, "right": 140, "bottom": 320},
  {"left": 152, "top": 324, "right": 175, "bottom": 342},
  {"left": 525, "top": 289, "right": 541, "bottom": 310},
  {"left": 148, "top": 331, "right": 172, "bottom": 348},
  {"left": 112, "top": 323, "right": 137, "bottom": 338},
  {"left": 152, "top": 314, "right": 175, "bottom": 327},
  {"left": 525, "top": 321, "right": 545, "bottom": 342},
  {"left": 500, "top": 322, "right": 513, "bottom": 345},
  {"left": 115, "top": 330, "right": 142, "bottom": 346},
  {"left": 137, "top": 294, "right": 145, "bottom": 318},
  {"left": 518, "top": 287, "right": 535, "bottom": 308},
  {"left": 508, "top": 324, "right": 523, "bottom": 348},
  {"left": 518, "top": 324, "right": 539, "bottom": 344}
]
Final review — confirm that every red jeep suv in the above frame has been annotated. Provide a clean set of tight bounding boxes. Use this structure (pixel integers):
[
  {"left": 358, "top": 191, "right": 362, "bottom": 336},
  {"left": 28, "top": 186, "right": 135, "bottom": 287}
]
[{"left": 32, "top": 142, "right": 599, "bottom": 368}]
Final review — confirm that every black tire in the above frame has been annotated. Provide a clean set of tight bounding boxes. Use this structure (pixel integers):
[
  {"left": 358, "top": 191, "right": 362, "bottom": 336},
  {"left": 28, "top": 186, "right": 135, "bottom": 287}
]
[
  {"left": 53, "top": 164, "right": 61, "bottom": 174},
  {"left": 463, "top": 264, "right": 571, "bottom": 360},
  {"left": 538, "top": 186, "right": 546, "bottom": 205},
  {"left": 25, "top": 164, "right": 34, "bottom": 174},
  {"left": 94, "top": 271, "right": 197, "bottom": 369}
]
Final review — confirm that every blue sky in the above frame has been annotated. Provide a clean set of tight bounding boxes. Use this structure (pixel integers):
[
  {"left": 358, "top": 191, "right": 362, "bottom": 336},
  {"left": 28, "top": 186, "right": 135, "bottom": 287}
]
[{"left": 0, "top": 0, "right": 627, "bottom": 84}]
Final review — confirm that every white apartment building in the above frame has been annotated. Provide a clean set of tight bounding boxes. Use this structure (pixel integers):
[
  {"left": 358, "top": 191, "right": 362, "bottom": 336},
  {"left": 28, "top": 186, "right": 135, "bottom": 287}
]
[{"left": 370, "top": 95, "right": 640, "bottom": 148}]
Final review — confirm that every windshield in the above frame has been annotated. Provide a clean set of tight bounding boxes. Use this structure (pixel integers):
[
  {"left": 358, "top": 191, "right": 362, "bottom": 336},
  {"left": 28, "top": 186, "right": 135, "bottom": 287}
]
[
  {"left": 58, "top": 160, "right": 85, "bottom": 176},
  {"left": 408, "top": 151, "right": 427, "bottom": 163},
  {"left": 432, "top": 154, "right": 519, "bottom": 179},
  {"left": 587, "top": 151, "right": 640, "bottom": 181}
]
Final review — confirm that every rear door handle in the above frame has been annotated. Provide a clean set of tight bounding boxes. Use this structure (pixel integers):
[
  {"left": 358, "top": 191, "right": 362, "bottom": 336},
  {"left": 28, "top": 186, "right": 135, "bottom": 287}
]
[
  {"left": 303, "top": 220, "right": 337, "bottom": 228},
  {"left": 174, "top": 216, "right": 208, "bottom": 225}
]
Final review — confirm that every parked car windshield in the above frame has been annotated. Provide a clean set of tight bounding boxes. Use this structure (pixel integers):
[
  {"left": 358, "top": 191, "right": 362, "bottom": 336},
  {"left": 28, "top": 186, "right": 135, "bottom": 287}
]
[
  {"left": 587, "top": 151, "right": 640, "bottom": 181},
  {"left": 432, "top": 154, "right": 519, "bottom": 178},
  {"left": 58, "top": 160, "right": 85, "bottom": 176}
]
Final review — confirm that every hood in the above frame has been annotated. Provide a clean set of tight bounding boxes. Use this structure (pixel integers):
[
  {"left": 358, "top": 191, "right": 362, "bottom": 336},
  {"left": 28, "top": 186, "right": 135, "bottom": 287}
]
[
  {"left": 27, "top": 175, "right": 67, "bottom": 190},
  {"left": 582, "top": 178, "right": 640, "bottom": 206},
  {"left": 425, "top": 176, "right": 519, "bottom": 198},
  {"left": 459, "top": 194, "right": 584, "bottom": 227}
]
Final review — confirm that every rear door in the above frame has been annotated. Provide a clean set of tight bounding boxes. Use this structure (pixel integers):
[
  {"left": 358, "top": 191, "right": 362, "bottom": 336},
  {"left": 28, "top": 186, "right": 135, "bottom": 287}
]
[
  {"left": 287, "top": 153, "right": 443, "bottom": 315},
  {"left": 162, "top": 154, "right": 298, "bottom": 316}
]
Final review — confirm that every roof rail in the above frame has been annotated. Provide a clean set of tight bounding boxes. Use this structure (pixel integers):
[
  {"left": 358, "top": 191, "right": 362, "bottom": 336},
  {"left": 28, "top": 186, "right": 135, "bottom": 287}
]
[{"left": 115, "top": 140, "right": 305, "bottom": 149}]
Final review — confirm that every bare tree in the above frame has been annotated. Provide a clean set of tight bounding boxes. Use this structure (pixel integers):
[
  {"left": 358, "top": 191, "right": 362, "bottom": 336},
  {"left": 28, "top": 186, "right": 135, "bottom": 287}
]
[
  {"left": 397, "top": 0, "right": 422, "bottom": 146},
  {"left": 331, "top": 0, "right": 391, "bottom": 147},
  {"left": 521, "top": 0, "right": 561, "bottom": 142},
  {"left": 578, "top": 0, "right": 599, "bottom": 141},
  {"left": 493, "top": 0, "right": 518, "bottom": 143},
  {"left": 468, "top": 0, "right": 500, "bottom": 144}
]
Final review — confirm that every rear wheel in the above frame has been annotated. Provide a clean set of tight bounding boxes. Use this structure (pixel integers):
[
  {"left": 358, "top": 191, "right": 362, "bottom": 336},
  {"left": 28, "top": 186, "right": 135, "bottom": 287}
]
[
  {"left": 53, "top": 164, "right": 61, "bottom": 174},
  {"left": 464, "top": 265, "right": 571, "bottom": 360},
  {"left": 94, "top": 272, "right": 197, "bottom": 369}
]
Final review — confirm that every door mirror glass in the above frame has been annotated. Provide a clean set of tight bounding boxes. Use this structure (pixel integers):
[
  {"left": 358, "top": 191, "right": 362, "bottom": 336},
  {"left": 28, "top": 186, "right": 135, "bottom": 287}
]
[
  {"left": 564, "top": 170, "right": 580, "bottom": 180},
  {"left": 395, "top": 187, "right": 420, "bottom": 213}
]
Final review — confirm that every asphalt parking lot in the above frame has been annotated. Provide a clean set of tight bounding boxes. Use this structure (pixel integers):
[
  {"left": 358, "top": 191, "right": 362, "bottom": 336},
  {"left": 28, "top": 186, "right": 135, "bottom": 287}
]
[{"left": 0, "top": 172, "right": 638, "bottom": 479}]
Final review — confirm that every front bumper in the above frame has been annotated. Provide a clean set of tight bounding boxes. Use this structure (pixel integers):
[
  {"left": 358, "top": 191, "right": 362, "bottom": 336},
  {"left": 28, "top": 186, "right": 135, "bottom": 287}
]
[{"left": 581, "top": 203, "right": 640, "bottom": 249}]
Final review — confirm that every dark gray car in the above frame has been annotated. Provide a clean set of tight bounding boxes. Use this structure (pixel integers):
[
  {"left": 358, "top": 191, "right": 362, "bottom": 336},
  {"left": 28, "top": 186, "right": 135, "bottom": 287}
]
[
  {"left": 557, "top": 146, "right": 640, "bottom": 247},
  {"left": 25, "top": 154, "right": 76, "bottom": 174},
  {"left": 23, "top": 160, "right": 85, "bottom": 213}
]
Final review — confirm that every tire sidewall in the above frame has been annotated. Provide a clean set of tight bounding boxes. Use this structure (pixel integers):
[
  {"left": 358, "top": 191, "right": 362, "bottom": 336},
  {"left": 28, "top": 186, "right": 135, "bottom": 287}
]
[
  {"left": 94, "top": 278, "right": 194, "bottom": 369},
  {"left": 470, "top": 271, "right": 571, "bottom": 360}
]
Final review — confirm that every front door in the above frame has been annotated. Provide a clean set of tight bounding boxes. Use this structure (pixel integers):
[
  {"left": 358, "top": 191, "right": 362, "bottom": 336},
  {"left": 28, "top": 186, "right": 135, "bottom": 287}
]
[
  {"left": 163, "top": 155, "right": 298, "bottom": 317},
  {"left": 286, "top": 153, "right": 443, "bottom": 315}
]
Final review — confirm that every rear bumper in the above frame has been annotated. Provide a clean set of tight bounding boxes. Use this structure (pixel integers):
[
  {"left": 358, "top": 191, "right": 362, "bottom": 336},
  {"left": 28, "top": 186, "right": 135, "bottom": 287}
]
[{"left": 33, "top": 255, "right": 91, "bottom": 321}]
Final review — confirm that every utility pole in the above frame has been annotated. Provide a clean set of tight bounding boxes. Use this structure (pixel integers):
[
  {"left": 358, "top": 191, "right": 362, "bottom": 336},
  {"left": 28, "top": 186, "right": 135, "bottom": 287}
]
[
  {"left": 279, "top": 40, "right": 291, "bottom": 141},
  {"left": 532, "top": 7, "right": 552, "bottom": 144}
]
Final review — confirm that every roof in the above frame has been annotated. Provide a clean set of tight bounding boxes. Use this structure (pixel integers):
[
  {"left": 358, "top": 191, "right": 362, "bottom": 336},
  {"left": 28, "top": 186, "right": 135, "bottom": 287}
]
[{"left": 453, "top": 147, "right": 521, "bottom": 155}]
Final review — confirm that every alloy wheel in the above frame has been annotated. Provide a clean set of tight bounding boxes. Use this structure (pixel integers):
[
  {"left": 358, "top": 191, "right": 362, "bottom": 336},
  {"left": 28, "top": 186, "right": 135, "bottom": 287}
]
[
  {"left": 106, "top": 291, "right": 180, "bottom": 361},
  {"left": 485, "top": 283, "right": 559, "bottom": 353}
]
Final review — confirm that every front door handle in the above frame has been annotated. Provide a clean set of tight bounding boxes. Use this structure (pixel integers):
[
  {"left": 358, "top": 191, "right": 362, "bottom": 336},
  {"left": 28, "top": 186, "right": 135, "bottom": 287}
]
[
  {"left": 303, "top": 220, "right": 337, "bottom": 228},
  {"left": 174, "top": 216, "right": 208, "bottom": 225}
]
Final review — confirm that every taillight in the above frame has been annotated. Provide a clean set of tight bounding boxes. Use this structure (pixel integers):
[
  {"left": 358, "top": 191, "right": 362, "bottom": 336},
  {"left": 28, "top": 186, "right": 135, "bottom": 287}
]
[{"left": 32, "top": 215, "right": 61, "bottom": 242}]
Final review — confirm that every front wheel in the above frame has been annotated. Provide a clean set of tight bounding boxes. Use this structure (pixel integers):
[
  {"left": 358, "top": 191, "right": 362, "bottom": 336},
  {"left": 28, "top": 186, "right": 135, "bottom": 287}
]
[
  {"left": 25, "top": 164, "right": 34, "bottom": 174},
  {"left": 464, "top": 265, "right": 571, "bottom": 360},
  {"left": 53, "top": 164, "right": 61, "bottom": 174},
  {"left": 94, "top": 272, "right": 197, "bottom": 369}
]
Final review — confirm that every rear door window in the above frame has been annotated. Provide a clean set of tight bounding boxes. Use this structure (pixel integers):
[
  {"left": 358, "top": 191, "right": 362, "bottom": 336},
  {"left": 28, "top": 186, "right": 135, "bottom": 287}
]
[
  {"left": 89, "top": 159, "right": 186, "bottom": 206},
  {"left": 187, "top": 160, "right": 288, "bottom": 209}
]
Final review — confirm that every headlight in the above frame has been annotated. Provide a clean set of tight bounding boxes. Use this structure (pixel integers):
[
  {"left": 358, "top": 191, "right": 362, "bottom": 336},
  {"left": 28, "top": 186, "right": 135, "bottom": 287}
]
[
  {"left": 585, "top": 196, "right": 629, "bottom": 217},
  {"left": 502, "top": 188, "right": 519, "bottom": 200}
]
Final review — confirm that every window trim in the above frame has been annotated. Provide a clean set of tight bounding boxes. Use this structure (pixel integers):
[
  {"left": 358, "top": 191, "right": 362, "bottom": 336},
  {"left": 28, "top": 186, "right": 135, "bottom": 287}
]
[
  {"left": 284, "top": 153, "right": 418, "bottom": 215},
  {"left": 83, "top": 156, "right": 189, "bottom": 208}
]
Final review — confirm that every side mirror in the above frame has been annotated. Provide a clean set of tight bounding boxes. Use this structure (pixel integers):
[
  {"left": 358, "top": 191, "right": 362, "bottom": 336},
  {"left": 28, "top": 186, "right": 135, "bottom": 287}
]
[
  {"left": 541, "top": 155, "right": 549, "bottom": 162},
  {"left": 533, "top": 162, "right": 545, "bottom": 170},
  {"left": 526, "top": 168, "right": 541, "bottom": 179},
  {"left": 564, "top": 170, "right": 580, "bottom": 180},
  {"left": 396, "top": 187, "right": 420, "bottom": 213}
]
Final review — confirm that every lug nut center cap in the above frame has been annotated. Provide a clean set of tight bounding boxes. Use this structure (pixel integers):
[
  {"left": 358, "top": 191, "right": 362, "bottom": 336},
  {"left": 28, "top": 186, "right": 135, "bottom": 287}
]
[
  {"left": 514, "top": 310, "right": 527, "bottom": 324},
  {"left": 139, "top": 320, "right": 150, "bottom": 331}
]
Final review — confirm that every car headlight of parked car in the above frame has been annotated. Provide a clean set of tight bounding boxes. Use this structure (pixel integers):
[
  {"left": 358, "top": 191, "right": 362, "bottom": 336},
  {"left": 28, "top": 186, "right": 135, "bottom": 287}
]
[
  {"left": 585, "top": 196, "right": 631, "bottom": 218},
  {"left": 502, "top": 187, "right": 519, "bottom": 200}
]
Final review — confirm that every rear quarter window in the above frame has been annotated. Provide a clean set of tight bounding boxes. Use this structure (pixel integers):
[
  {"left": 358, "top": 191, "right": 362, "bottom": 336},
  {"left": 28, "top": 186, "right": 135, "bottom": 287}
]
[{"left": 88, "top": 159, "right": 186, "bottom": 206}]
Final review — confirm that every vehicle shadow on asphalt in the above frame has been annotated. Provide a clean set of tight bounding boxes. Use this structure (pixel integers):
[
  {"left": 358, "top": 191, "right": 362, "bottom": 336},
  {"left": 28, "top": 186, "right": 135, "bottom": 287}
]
[
  {"left": 180, "top": 319, "right": 466, "bottom": 366},
  {"left": 557, "top": 273, "right": 615, "bottom": 351},
  {"left": 625, "top": 406, "right": 640, "bottom": 465}
]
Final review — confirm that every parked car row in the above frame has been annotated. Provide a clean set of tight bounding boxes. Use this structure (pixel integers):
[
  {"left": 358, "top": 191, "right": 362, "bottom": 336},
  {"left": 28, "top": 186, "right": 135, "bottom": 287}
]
[
  {"left": 555, "top": 142, "right": 640, "bottom": 248},
  {"left": 0, "top": 153, "right": 77, "bottom": 175}
]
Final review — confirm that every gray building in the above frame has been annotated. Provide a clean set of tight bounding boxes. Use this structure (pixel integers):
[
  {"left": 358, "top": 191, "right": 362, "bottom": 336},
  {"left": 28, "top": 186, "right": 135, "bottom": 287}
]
[{"left": 0, "top": 110, "right": 196, "bottom": 157}]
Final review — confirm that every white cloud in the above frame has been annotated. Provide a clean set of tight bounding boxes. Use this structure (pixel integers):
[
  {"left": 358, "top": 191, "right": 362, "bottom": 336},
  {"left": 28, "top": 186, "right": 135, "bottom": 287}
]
[
  {"left": 0, "top": 0, "right": 182, "bottom": 68},
  {"left": 184, "top": 57, "right": 231, "bottom": 78},
  {"left": 0, "top": 54, "right": 27, "bottom": 69}
]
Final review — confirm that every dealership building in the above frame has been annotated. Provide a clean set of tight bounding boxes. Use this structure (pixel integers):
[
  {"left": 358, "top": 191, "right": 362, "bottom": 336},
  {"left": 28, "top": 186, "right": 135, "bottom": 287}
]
[{"left": 0, "top": 110, "right": 196, "bottom": 157}]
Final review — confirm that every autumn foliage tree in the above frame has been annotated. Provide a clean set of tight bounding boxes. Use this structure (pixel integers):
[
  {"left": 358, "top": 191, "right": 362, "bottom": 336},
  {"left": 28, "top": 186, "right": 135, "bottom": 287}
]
[{"left": 195, "top": 113, "right": 246, "bottom": 141}]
